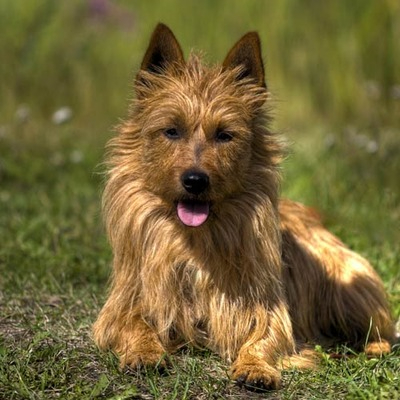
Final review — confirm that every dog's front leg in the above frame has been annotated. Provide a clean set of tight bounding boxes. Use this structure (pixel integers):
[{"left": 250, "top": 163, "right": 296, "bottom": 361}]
[
  {"left": 93, "top": 301, "right": 167, "bottom": 370},
  {"left": 231, "top": 338, "right": 282, "bottom": 390},
  {"left": 230, "top": 303, "right": 294, "bottom": 391},
  {"left": 115, "top": 315, "right": 167, "bottom": 369}
]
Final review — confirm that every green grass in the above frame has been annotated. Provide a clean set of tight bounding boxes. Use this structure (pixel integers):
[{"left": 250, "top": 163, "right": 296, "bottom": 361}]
[{"left": 1, "top": 1, "right": 399, "bottom": 399}]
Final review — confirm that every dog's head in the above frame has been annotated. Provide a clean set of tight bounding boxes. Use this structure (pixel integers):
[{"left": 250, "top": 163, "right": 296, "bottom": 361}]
[{"left": 119, "top": 24, "right": 280, "bottom": 228}]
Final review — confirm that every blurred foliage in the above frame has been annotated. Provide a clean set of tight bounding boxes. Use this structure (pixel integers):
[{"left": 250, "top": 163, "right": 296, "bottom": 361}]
[{"left": 0, "top": 0, "right": 399, "bottom": 128}]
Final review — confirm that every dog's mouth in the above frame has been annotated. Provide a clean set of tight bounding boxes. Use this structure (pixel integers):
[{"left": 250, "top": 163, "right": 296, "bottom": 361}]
[{"left": 176, "top": 200, "right": 210, "bottom": 227}]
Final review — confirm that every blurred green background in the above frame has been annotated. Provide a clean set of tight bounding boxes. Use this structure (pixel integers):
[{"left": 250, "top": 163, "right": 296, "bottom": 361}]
[
  {"left": 2, "top": 0, "right": 400, "bottom": 128},
  {"left": 0, "top": 0, "right": 399, "bottom": 278}
]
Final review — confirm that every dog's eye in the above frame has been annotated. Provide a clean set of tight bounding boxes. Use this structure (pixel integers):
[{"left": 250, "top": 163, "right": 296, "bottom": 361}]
[
  {"left": 215, "top": 130, "right": 233, "bottom": 143},
  {"left": 164, "top": 128, "right": 180, "bottom": 140}
]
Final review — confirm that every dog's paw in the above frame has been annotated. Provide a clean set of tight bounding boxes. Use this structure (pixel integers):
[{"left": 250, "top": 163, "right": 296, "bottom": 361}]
[
  {"left": 230, "top": 361, "right": 281, "bottom": 391},
  {"left": 364, "top": 340, "right": 391, "bottom": 357},
  {"left": 120, "top": 348, "right": 167, "bottom": 372}
]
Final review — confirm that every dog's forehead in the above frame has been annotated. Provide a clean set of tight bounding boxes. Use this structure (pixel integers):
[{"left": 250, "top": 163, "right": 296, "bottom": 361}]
[
  {"left": 166, "top": 78, "right": 250, "bottom": 130},
  {"left": 170, "top": 62, "right": 249, "bottom": 115},
  {"left": 137, "top": 53, "right": 267, "bottom": 132},
  {"left": 184, "top": 58, "right": 238, "bottom": 96}
]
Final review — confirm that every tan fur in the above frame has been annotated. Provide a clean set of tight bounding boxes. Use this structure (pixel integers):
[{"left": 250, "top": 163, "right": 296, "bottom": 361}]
[{"left": 93, "top": 24, "right": 395, "bottom": 391}]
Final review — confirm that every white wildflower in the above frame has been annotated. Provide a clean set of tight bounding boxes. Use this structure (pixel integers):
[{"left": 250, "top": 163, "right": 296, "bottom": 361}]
[{"left": 52, "top": 107, "right": 73, "bottom": 125}]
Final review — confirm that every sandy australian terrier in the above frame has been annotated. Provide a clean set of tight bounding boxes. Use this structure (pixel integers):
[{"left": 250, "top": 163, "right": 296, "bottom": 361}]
[{"left": 93, "top": 23, "right": 395, "bottom": 390}]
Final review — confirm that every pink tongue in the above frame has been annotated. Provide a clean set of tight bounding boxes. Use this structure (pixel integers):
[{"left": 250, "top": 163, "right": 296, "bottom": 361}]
[{"left": 177, "top": 201, "right": 210, "bottom": 227}]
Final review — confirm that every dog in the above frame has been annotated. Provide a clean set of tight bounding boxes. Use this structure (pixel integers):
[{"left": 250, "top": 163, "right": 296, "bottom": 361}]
[{"left": 93, "top": 23, "right": 395, "bottom": 390}]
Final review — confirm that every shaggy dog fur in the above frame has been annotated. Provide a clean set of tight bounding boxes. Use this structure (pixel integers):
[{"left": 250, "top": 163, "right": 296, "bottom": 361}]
[{"left": 93, "top": 24, "right": 394, "bottom": 390}]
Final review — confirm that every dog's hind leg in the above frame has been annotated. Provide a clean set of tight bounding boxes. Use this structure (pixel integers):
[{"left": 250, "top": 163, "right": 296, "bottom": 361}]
[{"left": 280, "top": 200, "right": 395, "bottom": 354}]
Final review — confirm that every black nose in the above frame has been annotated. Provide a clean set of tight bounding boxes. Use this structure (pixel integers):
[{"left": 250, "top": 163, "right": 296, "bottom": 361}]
[{"left": 181, "top": 171, "right": 209, "bottom": 195}]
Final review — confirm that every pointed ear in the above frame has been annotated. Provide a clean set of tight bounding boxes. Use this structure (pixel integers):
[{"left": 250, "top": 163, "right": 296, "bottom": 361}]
[
  {"left": 222, "top": 32, "right": 265, "bottom": 87},
  {"left": 140, "top": 23, "right": 184, "bottom": 73}
]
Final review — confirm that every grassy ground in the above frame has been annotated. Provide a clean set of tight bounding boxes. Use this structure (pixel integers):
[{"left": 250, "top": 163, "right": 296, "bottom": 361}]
[{"left": 1, "top": 1, "right": 399, "bottom": 399}]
